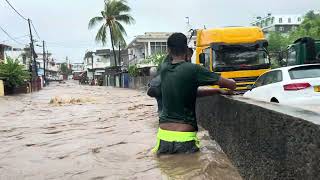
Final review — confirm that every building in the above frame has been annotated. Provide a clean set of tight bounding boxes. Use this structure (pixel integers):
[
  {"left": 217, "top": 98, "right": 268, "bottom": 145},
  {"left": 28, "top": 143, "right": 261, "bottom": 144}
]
[
  {"left": 251, "top": 13, "right": 303, "bottom": 35},
  {"left": 126, "top": 32, "right": 172, "bottom": 66},
  {"left": 0, "top": 44, "right": 12, "bottom": 62},
  {"left": 71, "top": 63, "right": 84, "bottom": 72},
  {"left": 46, "top": 58, "right": 59, "bottom": 79},
  {"left": 126, "top": 32, "right": 196, "bottom": 66},
  {"left": 83, "top": 49, "right": 118, "bottom": 81}
]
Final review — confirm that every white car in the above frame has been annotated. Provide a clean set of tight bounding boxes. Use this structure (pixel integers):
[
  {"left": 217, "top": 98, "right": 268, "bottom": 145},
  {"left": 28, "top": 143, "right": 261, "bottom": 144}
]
[{"left": 243, "top": 64, "right": 320, "bottom": 106}]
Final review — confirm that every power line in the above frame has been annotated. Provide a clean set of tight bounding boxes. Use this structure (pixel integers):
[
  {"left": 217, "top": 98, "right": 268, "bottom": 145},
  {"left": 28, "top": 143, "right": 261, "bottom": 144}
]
[
  {"left": 4, "top": 0, "right": 28, "bottom": 21},
  {"left": 31, "top": 21, "right": 40, "bottom": 39},
  {"left": 0, "top": 25, "right": 25, "bottom": 45},
  {"left": 1, "top": 34, "right": 29, "bottom": 43}
]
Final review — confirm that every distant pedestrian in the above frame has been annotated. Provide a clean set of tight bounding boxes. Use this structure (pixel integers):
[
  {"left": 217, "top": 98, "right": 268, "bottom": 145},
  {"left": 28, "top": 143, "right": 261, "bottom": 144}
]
[
  {"left": 147, "top": 55, "right": 171, "bottom": 114},
  {"left": 186, "top": 47, "right": 194, "bottom": 62}
]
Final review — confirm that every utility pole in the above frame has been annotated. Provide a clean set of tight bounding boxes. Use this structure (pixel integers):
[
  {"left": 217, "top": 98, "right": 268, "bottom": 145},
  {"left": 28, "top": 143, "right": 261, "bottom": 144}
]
[
  {"left": 46, "top": 50, "right": 49, "bottom": 69},
  {"left": 28, "top": 18, "right": 38, "bottom": 91},
  {"left": 42, "top": 40, "right": 46, "bottom": 86},
  {"left": 91, "top": 55, "right": 94, "bottom": 81}
]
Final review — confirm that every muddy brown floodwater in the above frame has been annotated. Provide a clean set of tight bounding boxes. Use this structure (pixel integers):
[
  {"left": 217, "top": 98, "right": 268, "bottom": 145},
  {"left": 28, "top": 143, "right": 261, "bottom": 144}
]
[{"left": 0, "top": 81, "right": 242, "bottom": 180}]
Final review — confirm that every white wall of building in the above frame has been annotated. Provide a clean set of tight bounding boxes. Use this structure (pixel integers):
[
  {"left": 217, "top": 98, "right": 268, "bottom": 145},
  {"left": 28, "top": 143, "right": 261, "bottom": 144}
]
[
  {"left": 127, "top": 34, "right": 197, "bottom": 66},
  {"left": 251, "top": 14, "right": 303, "bottom": 34}
]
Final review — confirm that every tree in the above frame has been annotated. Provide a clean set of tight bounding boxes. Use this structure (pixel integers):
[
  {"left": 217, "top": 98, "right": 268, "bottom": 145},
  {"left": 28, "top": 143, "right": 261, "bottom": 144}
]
[
  {"left": 289, "top": 11, "right": 320, "bottom": 40},
  {"left": 143, "top": 53, "right": 167, "bottom": 69},
  {"left": 268, "top": 11, "right": 320, "bottom": 53},
  {"left": 0, "top": 57, "right": 30, "bottom": 88},
  {"left": 267, "top": 32, "right": 290, "bottom": 52},
  {"left": 88, "top": 0, "right": 135, "bottom": 66},
  {"left": 60, "top": 63, "right": 71, "bottom": 75}
]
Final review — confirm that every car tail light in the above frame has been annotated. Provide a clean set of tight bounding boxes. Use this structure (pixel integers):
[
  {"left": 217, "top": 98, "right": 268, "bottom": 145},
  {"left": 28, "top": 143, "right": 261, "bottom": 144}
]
[{"left": 283, "top": 83, "right": 311, "bottom": 91}]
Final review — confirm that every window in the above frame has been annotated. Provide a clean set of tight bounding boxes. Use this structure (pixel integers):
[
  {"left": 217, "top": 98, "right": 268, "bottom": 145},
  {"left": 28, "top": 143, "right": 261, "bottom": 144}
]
[
  {"left": 265, "top": 19, "right": 268, "bottom": 26},
  {"left": 150, "top": 42, "right": 167, "bottom": 55},
  {"left": 288, "top": 18, "right": 291, "bottom": 23},
  {"left": 203, "top": 48, "right": 211, "bottom": 70},
  {"left": 271, "top": 17, "right": 275, "bottom": 24},
  {"left": 289, "top": 65, "right": 320, "bottom": 79},
  {"left": 298, "top": 17, "right": 301, "bottom": 22},
  {"left": 212, "top": 48, "right": 270, "bottom": 71},
  {"left": 255, "top": 73, "right": 267, "bottom": 87},
  {"left": 255, "top": 70, "right": 283, "bottom": 87},
  {"left": 279, "top": 27, "right": 284, "bottom": 32},
  {"left": 279, "top": 18, "right": 283, "bottom": 23},
  {"left": 287, "top": 48, "right": 296, "bottom": 65}
]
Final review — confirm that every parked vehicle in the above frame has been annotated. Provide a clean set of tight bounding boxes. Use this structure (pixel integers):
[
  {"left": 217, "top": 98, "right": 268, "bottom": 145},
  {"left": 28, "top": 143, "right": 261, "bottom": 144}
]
[
  {"left": 243, "top": 64, "right": 320, "bottom": 106},
  {"left": 281, "top": 37, "right": 320, "bottom": 66},
  {"left": 72, "top": 71, "right": 83, "bottom": 80},
  {"left": 196, "top": 26, "right": 271, "bottom": 93}
]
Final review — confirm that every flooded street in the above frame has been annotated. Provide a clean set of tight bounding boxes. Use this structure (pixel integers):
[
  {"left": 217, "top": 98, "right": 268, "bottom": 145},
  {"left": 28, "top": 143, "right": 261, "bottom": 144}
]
[{"left": 0, "top": 81, "right": 241, "bottom": 180}]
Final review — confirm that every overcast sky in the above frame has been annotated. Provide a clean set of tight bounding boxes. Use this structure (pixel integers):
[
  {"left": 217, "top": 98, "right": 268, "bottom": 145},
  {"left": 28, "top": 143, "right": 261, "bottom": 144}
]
[{"left": 0, "top": 0, "right": 319, "bottom": 63}]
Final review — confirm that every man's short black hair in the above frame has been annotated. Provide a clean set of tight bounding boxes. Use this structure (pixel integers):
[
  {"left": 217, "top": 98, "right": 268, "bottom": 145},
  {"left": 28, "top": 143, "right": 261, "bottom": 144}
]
[{"left": 167, "top": 33, "right": 188, "bottom": 56}]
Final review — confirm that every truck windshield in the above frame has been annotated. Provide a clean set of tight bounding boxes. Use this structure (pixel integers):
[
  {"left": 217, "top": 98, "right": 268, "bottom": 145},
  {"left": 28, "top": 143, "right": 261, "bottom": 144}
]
[{"left": 213, "top": 47, "right": 270, "bottom": 71}]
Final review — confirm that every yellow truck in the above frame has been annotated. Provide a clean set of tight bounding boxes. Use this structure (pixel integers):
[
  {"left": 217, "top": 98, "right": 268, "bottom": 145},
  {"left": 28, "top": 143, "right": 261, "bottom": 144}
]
[{"left": 196, "top": 26, "right": 270, "bottom": 93}]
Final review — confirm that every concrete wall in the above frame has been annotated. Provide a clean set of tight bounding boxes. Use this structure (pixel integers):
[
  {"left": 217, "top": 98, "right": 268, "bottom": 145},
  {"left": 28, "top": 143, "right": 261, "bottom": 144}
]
[
  {"left": 0, "top": 80, "right": 4, "bottom": 96},
  {"left": 196, "top": 95, "right": 320, "bottom": 179},
  {"left": 129, "top": 76, "right": 151, "bottom": 90}
]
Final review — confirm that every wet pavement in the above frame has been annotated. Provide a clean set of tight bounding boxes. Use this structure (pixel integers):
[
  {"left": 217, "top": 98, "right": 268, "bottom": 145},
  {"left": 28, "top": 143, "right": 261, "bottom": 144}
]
[{"left": 0, "top": 81, "right": 241, "bottom": 180}]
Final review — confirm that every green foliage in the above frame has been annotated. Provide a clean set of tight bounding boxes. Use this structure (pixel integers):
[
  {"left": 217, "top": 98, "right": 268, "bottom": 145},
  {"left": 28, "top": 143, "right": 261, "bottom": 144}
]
[
  {"left": 268, "top": 11, "right": 320, "bottom": 52},
  {"left": 290, "top": 11, "right": 320, "bottom": 40},
  {"left": 271, "top": 59, "right": 281, "bottom": 69},
  {"left": 268, "top": 32, "right": 291, "bottom": 52},
  {"left": 143, "top": 53, "right": 167, "bottom": 69},
  {"left": 60, "top": 63, "right": 71, "bottom": 75},
  {"left": 0, "top": 57, "right": 30, "bottom": 88},
  {"left": 128, "top": 64, "right": 139, "bottom": 77},
  {"left": 88, "top": 0, "right": 135, "bottom": 65}
]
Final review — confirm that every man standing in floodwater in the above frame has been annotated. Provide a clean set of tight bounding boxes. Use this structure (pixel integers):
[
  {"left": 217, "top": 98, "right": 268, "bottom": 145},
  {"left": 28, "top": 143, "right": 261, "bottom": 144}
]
[{"left": 153, "top": 33, "right": 236, "bottom": 154}]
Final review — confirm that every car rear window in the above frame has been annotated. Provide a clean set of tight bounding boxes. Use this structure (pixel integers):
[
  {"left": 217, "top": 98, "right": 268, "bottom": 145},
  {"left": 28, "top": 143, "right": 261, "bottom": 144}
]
[{"left": 289, "top": 65, "right": 320, "bottom": 79}]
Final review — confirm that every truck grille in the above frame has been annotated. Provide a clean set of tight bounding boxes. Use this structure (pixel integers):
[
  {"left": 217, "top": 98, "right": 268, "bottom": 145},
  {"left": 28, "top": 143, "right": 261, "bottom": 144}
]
[
  {"left": 233, "top": 76, "right": 259, "bottom": 94},
  {"left": 233, "top": 76, "right": 259, "bottom": 83}
]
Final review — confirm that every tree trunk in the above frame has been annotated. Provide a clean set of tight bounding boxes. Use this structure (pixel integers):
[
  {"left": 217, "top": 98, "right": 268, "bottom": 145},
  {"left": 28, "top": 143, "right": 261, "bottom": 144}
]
[
  {"left": 118, "top": 44, "right": 121, "bottom": 66},
  {"left": 109, "top": 28, "right": 117, "bottom": 67}
]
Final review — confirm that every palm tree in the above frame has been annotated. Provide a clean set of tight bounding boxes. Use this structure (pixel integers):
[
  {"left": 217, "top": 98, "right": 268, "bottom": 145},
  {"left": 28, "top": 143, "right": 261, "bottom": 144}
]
[{"left": 88, "top": 0, "right": 134, "bottom": 66}]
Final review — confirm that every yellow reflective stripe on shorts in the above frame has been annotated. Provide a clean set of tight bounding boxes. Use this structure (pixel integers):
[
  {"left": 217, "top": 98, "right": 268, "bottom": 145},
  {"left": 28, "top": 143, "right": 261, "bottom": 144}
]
[{"left": 152, "top": 128, "right": 200, "bottom": 153}]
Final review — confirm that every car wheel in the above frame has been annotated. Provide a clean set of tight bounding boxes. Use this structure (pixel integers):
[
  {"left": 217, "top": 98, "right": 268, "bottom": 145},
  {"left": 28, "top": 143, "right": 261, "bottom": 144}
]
[{"left": 270, "top": 98, "right": 279, "bottom": 103}]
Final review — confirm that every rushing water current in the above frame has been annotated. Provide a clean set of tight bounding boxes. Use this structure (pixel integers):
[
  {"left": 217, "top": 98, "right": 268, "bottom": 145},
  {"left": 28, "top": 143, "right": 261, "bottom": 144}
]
[{"left": 0, "top": 81, "right": 242, "bottom": 180}]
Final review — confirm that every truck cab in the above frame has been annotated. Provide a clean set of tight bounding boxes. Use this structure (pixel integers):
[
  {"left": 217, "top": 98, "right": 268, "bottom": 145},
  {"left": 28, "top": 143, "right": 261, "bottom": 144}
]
[
  {"left": 286, "top": 37, "right": 320, "bottom": 66},
  {"left": 196, "top": 27, "right": 271, "bottom": 93}
]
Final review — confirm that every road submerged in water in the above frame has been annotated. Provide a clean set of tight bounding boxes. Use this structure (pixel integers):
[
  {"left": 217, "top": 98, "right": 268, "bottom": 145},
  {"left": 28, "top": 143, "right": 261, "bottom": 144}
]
[{"left": 0, "top": 81, "right": 242, "bottom": 180}]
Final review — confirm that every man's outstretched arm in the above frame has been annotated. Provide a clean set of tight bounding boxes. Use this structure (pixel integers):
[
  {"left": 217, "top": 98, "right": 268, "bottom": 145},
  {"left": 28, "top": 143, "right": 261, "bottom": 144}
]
[
  {"left": 197, "top": 77, "right": 236, "bottom": 97},
  {"left": 218, "top": 77, "right": 236, "bottom": 90}
]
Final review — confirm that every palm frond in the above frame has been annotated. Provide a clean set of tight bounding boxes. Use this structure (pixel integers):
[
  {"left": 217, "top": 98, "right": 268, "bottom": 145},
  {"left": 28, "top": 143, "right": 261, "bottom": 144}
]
[
  {"left": 114, "top": 21, "right": 127, "bottom": 35},
  {"left": 95, "top": 25, "right": 108, "bottom": 45},
  {"left": 113, "top": 0, "right": 131, "bottom": 15},
  {"left": 110, "top": 21, "right": 126, "bottom": 46},
  {"left": 115, "top": 14, "right": 135, "bottom": 24},
  {"left": 88, "top": 16, "right": 104, "bottom": 29},
  {"left": 105, "top": 0, "right": 131, "bottom": 16}
]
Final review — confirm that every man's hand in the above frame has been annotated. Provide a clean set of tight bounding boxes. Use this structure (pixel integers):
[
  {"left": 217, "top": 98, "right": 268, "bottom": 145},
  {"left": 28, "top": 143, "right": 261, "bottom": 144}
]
[
  {"left": 219, "top": 89, "right": 236, "bottom": 95},
  {"left": 218, "top": 77, "right": 237, "bottom": 91}
]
